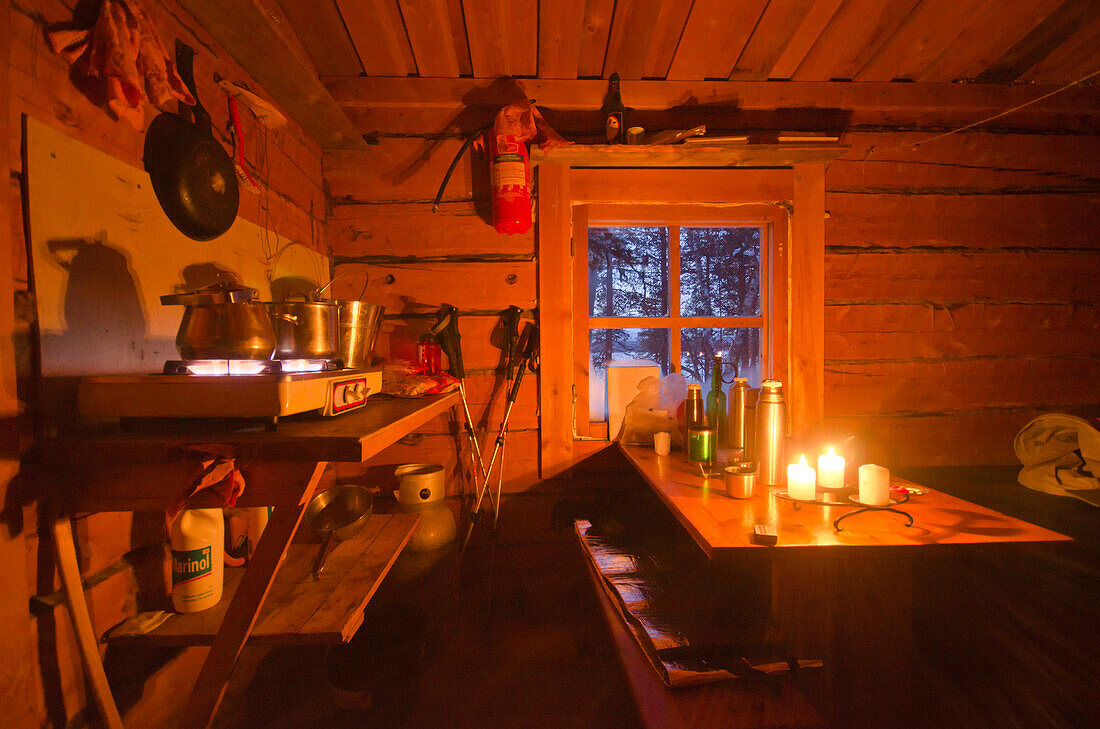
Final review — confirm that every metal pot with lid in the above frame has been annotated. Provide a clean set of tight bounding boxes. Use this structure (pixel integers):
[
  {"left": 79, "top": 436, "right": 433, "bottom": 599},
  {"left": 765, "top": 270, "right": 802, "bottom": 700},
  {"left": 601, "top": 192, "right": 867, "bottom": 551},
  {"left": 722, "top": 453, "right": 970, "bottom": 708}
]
[
  {"left": 161, "top": 282, "right": 277, "bottom": 360},
  {"left": 265, "top": 294, "right": 339, "bottom": 360}
]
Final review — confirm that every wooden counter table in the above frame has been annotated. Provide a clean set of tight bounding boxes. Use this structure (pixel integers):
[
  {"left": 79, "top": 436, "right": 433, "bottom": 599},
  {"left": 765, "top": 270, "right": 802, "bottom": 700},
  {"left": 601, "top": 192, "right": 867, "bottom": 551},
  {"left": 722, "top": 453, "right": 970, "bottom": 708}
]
[
  {"left": 606, "top": 444, "right": 1071, "bottom": 728},
  {"left": 618, "top": 444, "right": 1071, "bottom": 557}
]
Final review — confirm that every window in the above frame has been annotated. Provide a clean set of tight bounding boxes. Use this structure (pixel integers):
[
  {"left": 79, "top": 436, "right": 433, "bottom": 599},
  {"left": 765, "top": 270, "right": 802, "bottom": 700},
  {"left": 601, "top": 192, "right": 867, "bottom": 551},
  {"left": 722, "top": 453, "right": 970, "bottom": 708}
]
[
  {"left": 575, "top": 205, "right": 787, "bottom": 436},
  {"left": 537, "top": 165, "right": 825, "bottom": 477}
]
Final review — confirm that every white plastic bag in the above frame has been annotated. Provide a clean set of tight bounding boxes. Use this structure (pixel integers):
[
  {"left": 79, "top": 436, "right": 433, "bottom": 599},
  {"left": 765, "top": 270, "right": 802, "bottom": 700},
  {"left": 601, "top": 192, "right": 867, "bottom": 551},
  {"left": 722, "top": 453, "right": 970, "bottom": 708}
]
[{"left": 618, "top": 373, "right": 687, "bottom": 446}]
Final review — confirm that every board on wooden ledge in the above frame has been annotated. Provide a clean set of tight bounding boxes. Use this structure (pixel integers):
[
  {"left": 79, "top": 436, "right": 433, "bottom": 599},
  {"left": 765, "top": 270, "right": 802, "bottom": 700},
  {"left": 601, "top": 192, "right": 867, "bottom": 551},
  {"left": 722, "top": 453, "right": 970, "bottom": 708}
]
[
  {"left": 104, "top": 512, "right": 418, "bottom": 646},
  {"left": 55, "top": 392, "right": 462, "bottom": 465},
  {"left": 531, "top": 142, "right": 849, "bottom": 168}
]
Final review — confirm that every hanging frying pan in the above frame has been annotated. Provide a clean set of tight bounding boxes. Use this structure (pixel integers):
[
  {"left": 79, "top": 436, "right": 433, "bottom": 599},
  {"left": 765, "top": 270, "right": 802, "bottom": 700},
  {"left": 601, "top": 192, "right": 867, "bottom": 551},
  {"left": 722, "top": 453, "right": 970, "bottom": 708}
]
[{"left": 144, "top": 41, "right": 239, "bottom": 241}]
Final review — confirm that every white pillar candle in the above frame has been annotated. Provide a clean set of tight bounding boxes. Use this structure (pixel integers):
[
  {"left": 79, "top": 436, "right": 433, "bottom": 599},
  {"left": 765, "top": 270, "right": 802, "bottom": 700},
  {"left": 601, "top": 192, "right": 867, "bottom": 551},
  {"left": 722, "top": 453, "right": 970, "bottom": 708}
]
[
  {"left": 787, "top": 455, "right": 817, "bottom": 500},
  {"left": 858, "top": 464, "right": 891, "bottom": 506},
  {"left": 817, "top": 446, "right": 846, "bottom": 490}
]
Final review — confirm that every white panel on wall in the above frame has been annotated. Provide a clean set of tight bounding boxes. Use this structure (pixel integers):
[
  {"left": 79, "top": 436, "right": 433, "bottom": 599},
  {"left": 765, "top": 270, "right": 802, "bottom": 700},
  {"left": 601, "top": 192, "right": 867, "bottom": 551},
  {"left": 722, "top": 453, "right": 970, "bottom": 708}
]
[{"left": 25, "top": 117, "right": 327, "bottom": 376}]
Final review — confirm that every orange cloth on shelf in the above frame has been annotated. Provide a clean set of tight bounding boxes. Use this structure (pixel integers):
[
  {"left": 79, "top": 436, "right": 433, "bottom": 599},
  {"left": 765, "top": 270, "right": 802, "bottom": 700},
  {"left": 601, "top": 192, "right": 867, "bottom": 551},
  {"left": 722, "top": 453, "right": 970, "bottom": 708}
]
[
  {"left": 166, "top": 445, "right": 247, "bottom": 524},
  {"left": 47, "top": 0, "right": 195, "bottom": 128}
]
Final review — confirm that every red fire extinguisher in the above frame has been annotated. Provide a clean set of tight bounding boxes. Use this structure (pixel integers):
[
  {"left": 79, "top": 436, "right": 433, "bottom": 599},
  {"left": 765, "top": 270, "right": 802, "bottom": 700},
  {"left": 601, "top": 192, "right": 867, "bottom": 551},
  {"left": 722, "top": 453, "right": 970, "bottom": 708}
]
[
  {"left": 487, "top": 131, "right": 532, "bottom": 235},
  {"left": 432, "top": 99, "right": 568, "bottom": 236}
]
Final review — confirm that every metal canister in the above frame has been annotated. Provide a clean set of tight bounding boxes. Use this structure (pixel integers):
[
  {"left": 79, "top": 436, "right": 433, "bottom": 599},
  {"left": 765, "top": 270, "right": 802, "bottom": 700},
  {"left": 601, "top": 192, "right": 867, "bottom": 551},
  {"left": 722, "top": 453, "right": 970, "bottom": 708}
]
[
  {"left": 729, "top": 377, "right": 750, "bottom": 452},
  {"left": 754, "top": 380, "right": 786, "bottom": 486},
  {"left": 687, "top": 427, "right": 716, "bottom": 465}
]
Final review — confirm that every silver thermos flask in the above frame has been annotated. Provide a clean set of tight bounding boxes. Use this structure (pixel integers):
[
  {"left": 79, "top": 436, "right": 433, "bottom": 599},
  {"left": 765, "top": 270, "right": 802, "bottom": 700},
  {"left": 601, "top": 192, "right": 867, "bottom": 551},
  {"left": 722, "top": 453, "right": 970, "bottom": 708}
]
[
  {"left": 754, "top": 380, "right": 786, "bottom": 486},
  {"left": 728, "top": 377, "right": 750, "bottom": 457}
]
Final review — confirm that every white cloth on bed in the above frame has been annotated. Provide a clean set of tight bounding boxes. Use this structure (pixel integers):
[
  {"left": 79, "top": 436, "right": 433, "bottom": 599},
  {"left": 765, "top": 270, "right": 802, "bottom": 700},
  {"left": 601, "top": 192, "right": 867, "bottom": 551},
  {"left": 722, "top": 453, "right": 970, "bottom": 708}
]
[{"left": 1014, "top": 413, "right": 1100, "bottom": 507}]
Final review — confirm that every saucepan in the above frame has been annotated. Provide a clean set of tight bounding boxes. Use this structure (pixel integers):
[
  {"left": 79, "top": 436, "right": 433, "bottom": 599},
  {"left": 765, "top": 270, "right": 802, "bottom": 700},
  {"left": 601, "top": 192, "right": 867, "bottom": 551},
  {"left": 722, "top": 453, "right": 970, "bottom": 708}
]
[
  {"left": 305, "top": 485, "right": 373, "bottom": 577},
  {"left": 161, "top": 281, "right": 278, "bottom": 360},
  {"left": 266, "top": 294, "right": 339, "bottom": 360}
]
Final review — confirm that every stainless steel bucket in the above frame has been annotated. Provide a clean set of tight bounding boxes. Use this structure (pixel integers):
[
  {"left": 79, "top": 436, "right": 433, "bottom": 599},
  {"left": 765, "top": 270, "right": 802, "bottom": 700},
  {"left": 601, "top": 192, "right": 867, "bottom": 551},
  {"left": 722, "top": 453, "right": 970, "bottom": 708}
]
[{"left": 335, "top": 301, "right": 384, "bottom": 368}]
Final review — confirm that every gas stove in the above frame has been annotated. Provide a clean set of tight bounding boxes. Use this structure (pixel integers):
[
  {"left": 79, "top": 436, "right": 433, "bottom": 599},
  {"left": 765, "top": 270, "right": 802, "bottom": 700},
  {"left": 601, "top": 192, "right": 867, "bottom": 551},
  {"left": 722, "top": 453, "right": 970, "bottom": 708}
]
[{"left": 78, "top": 359, "right": 383, "bottom": 422}]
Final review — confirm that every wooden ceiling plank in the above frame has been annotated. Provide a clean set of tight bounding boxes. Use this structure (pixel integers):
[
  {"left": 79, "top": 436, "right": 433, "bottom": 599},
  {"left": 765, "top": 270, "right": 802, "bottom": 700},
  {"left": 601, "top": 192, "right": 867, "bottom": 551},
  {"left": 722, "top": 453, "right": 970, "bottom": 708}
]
[
  {"left": 578, "top": 0, "right": 617, "bottom": 78},
  {"left": 508, "top": 0, "right": 539, "bottom": 77},
  {"left": 397, "top": 0, "right": 461, "bottom": 77},
  {"left": 336, "top": 0, "right": 417, "bottom": 77},
  {"left": 462, "top": 1, "right": 508, "bottom": 77},
  {"left": 539, "top": 0, "right": 586, "bottom": 79},
  {"left": 768, "top": 0, "right": 846, "bottom": 79},
  {"left": 855, "top": 0, "right": 992, "bottom": 82},
  {"left": 919, "top": 0, "right": 1063, "bottom": 81},
  {"left": 444, "top": 0, "right": 475, "bottom": 76},
  {"left": 603, "top": 0, "right": 661, "bottom": 79},
  {"left": 641, "top": 0, "right": 695, "bottom": 79},
  {"left": 176, "top": 0, "right": 366, "bottom": 149},
  {"left": 275, "top": 0, "right": 363, "bottom": 76},
  {"left": 1022, "top": 15, "right": 1100, "bottom": 83},
  {"left": 729, "top": 0, "right": 818, "bottom": 80},
  {"left": 976, "top": 0, "right": 1100, "bottom": 83},
  {"left": 792, "top": 0, "right": 923, "bottom": 81},
  {"left": 667, "top": 0, "right": 770, "bottom": 80}
]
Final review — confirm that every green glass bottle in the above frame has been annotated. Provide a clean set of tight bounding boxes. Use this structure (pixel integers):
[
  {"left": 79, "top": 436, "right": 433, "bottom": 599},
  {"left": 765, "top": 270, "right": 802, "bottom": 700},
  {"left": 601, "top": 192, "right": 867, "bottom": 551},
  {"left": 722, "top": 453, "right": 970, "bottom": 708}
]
[{"left": 706, "top": 353, "right": 727, "bottom": 445}]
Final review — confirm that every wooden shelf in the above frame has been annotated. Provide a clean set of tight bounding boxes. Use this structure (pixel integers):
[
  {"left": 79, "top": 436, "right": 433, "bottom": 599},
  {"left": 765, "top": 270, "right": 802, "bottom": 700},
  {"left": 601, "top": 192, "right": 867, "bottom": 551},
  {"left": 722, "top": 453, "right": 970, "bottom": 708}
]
[
  {"left": 104, "top": 513, "right": 418, "bottom": 646},
  {"left": 619, "top": 444, "right": 1070, "bottom": 559},
  {"left": 532, "top": 142, "right": 849, "bottom": 168},
  {"left": 56, "top": 392, "right": 461, "bottom": 465}
]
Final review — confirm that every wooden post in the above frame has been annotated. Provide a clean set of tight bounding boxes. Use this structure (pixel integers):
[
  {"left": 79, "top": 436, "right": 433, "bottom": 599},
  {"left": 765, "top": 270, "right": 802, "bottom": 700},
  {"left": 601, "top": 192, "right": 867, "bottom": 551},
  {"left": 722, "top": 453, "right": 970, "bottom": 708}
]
[
  {"left": 537, "top": 163, "right": 575, "bottom": 479},
  {"left": 790, "top": 163, "right": 826, "bottom": 437},
  {"left": 2, "top": 3, "right": 46, "bottom": 722}
]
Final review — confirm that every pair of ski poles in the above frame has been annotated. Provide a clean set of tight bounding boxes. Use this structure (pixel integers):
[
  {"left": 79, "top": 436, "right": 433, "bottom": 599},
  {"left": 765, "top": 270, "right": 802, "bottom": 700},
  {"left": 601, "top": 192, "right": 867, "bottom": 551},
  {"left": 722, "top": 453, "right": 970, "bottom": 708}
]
[{"left": 430, "top": 305, "right": 538, "bottom": 548}]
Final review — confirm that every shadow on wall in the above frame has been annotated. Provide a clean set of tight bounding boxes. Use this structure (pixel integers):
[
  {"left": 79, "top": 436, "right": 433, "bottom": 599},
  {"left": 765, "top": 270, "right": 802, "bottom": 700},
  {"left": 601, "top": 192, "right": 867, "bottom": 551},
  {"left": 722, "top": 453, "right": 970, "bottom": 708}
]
[
  {"left": 45, "top": 236, "right": 147, "bottom": 373},
  {"left": 386, "top": 77, "right": 531, "bottom": 228}
]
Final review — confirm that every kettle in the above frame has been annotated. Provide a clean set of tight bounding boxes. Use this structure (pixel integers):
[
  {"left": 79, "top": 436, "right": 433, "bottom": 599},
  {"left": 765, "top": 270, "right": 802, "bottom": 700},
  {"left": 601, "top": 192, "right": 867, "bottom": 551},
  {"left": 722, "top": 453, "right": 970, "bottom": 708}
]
[{"left": 161, "top": 282, "right": 278, "bottom": 360}]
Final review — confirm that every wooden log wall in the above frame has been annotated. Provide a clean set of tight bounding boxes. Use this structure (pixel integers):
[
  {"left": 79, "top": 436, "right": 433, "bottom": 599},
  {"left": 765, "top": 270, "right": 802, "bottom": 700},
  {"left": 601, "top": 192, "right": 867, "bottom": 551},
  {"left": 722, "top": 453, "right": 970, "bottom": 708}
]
[
  {"left": 325, "top": 79, "right": 1100, "bottom": 478},
  {"left": 325, "top": 129, "right": 541, "bottom": 496},
  {"left": 6, "top": 1, "right": 326, "bottom": 726}
]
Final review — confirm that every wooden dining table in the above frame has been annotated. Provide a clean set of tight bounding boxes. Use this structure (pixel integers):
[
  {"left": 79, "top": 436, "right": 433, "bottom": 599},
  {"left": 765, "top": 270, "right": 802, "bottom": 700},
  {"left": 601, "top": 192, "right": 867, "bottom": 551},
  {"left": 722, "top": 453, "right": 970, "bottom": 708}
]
[{"left": 612, "top": 444, "right": 1071, "bottom": 729}]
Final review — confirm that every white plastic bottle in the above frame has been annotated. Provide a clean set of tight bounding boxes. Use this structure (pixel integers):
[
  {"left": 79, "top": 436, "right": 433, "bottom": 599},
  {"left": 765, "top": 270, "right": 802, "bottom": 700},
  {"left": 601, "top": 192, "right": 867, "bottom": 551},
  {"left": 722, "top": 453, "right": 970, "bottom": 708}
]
[{"left": 170, "top": 509, "right": 225, "bottom": 613}]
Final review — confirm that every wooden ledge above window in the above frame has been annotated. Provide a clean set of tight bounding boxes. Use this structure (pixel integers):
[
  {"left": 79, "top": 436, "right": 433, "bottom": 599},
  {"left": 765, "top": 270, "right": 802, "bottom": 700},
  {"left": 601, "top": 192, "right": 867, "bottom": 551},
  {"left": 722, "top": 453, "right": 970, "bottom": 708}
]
[{"left": 531, "top": 142, "right": 849, "bottom": 168}]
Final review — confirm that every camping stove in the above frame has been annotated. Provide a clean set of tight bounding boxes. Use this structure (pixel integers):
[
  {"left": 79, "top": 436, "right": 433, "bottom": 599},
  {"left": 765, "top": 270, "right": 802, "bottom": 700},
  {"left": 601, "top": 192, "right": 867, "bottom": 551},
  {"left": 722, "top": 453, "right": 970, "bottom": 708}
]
[{"left": 78, "top": 358, "right": 383, "bottom": 422}]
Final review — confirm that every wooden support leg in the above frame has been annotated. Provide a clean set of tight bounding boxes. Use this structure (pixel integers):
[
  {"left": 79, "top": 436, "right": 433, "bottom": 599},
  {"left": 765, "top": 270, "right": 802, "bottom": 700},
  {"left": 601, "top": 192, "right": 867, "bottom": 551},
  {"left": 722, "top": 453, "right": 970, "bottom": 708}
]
[
  {"left": 179, "top": 462, "right": 327, "bottom": 729},
  {"left": 52, "top": 514, "right": 125, "bottom": 729}
]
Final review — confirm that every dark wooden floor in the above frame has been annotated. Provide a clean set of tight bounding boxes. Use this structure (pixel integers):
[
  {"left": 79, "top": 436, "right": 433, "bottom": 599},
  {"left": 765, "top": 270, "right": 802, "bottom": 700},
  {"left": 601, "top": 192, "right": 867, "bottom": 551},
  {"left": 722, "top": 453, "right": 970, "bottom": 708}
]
[
  {"left": 215, "top": 524, "right": 642, "bottom": 729},
  {"left": 214, "top": 465, "right": 1099, "bottom": 729},
  {"left": 902, "top": 466, "right": 1100, "bottom": 729}
]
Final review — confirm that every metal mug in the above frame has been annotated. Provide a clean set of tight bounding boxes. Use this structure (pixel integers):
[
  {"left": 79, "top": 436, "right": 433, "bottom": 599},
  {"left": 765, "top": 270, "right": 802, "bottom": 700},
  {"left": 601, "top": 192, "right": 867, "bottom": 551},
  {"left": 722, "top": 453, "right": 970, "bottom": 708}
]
[{"left": 724, "top": 462, "right": 757, "bottom": 499}]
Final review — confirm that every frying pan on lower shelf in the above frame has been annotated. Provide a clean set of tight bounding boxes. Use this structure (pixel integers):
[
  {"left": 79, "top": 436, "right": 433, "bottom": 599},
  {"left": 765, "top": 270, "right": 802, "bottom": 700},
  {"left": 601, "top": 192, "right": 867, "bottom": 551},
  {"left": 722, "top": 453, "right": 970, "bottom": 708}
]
[{"left": 305, "top": 485, "right": 374, "bottom": 578}]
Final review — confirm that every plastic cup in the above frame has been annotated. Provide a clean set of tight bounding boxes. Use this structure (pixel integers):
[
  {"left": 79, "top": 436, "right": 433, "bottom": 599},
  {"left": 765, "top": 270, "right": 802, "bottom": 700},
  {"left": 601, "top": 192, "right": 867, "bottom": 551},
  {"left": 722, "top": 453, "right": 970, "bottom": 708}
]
[{"left": 653, "top": 431, "right": 671, "bottom": 456}]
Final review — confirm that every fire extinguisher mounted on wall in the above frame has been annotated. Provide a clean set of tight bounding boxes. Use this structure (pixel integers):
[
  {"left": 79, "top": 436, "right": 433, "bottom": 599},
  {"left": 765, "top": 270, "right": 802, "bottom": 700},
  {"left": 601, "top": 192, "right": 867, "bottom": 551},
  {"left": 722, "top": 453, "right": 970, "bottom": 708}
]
[
  {"left": 432, "top": 99, "right": 570, "bottom": 236},
  {"left": 486, "top": 126, "right": 533, "bottom": 235}
]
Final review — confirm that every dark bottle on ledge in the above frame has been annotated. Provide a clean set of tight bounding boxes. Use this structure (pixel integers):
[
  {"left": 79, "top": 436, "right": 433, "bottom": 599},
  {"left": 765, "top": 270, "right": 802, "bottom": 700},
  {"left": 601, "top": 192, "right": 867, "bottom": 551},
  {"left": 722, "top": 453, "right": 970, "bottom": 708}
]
[
  {"left": 601, "top": 73, "right": 627, "bottom": 144},
  {"left": 706, "top": 353, "right": 727, "bottom": 445}
]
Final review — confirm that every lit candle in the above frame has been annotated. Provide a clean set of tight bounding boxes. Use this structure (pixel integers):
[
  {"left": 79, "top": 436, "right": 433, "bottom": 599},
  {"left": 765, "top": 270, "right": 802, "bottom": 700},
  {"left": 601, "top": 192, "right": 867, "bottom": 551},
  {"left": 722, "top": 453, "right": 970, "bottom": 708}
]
[
  {"left": 817, "top": 446, "right": 846, "bottom": 490},
  {"left": 787, "top": 455, "right": 816, "bottom": 500},
  {"left": 858, "top": 464, "right": 891, "bottom": 506}
]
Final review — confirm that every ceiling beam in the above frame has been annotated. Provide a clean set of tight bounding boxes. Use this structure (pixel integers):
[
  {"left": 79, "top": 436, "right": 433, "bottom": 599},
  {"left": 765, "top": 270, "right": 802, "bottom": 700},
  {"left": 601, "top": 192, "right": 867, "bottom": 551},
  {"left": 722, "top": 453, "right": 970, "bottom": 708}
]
[
  {"left": 178, "top": 0, "right": 367, "bottom": 150},
  {"left": 323, "top": 76, "right": 1100, "bottom": 116}
]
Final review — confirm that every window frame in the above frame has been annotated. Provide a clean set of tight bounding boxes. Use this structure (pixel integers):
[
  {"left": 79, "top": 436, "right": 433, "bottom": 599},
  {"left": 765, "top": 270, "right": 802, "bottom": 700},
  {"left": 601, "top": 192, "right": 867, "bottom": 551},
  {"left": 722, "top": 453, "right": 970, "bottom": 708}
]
[
  {"left": 537, "top": 165, "right": 825, "bottom": 479},
  {"left": 573, "top": 204, "right": 788, "bottom": 438}
]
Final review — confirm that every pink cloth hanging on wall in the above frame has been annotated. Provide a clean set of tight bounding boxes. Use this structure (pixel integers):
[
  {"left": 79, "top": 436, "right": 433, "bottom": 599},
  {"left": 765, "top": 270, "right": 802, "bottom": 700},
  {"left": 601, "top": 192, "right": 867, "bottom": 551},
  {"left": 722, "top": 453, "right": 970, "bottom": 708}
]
[{"left": 47, "top": 0, "right": 195, "bottom": 128}]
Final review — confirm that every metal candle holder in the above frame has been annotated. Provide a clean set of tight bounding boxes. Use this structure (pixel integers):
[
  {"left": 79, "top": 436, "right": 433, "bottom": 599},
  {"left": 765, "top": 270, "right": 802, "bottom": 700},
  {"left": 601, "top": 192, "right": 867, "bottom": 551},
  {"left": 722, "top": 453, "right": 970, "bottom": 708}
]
[{"left": 832, "top": 491, "right": 913, "bottom": 532}]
